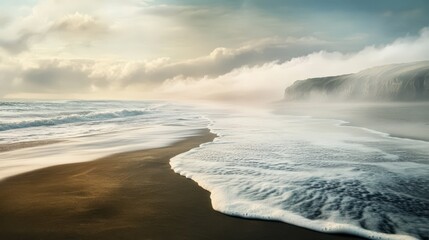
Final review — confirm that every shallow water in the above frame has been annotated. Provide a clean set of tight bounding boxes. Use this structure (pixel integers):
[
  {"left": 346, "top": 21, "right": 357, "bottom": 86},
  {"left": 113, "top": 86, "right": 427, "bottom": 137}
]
[
  {"left": 172, "top": 107, "right": 429, "bottom": 240},
  {"left": 1, "top": 100, "right": 428, "bottom": 240},
  {"left": 0, "top": 100, "right": 208, "bottom": 180}
]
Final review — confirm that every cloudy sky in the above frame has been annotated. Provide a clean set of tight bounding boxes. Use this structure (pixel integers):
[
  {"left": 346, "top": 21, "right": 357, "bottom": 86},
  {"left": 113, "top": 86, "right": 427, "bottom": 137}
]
[{"left": 0, "top": 0, "right": 428, "bottom": 101}]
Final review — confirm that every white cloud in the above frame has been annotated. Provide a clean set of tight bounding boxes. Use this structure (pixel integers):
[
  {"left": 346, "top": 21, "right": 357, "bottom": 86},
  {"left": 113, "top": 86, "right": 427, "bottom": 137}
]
[
  {"left": 157, "top": 28, "right": 429, "bottom": 103},
  {"left": 51, "top": 12, "right": 109, "bottom": 34},
  {"left": 1, "top": 24, "right": 428, "bottom": 102},
  {"left": 0, "top": 0, "right": 115, "bottom": 55}
]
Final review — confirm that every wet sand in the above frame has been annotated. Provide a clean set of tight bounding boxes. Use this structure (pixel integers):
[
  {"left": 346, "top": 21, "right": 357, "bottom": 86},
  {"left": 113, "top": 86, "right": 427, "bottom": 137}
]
[
  {"left": 0, "top": 139, "right": 62, "bottom": 153},
  {"left": 0, "top": 129, "right": 362, "bottom": 240}
]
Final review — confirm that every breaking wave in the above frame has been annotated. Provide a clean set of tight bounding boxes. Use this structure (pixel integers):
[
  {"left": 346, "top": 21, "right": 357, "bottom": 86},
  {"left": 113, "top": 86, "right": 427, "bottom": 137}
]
[{"left": 0, "top": 109, "right": 148, "bottom": 131}]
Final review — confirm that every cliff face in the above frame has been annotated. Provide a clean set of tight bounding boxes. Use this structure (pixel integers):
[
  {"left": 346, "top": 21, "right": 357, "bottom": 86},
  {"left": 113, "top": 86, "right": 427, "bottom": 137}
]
[{"left": 284, "top": 61, "right": 429, "bottom": 101}]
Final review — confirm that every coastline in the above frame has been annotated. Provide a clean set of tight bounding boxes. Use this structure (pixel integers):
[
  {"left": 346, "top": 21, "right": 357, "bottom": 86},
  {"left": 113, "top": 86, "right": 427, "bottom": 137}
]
[{"left": 0, "top": 129, "right": 362, "bottom": 240}]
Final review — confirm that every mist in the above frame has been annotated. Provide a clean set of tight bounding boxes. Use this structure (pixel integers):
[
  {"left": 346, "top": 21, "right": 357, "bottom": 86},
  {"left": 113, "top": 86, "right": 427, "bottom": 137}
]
[
  {"left": 274, "top": 101, "right": 429, "bottom": 144},
  {"left": 157, "top": 28, "right": 429, "bottom": 103}
]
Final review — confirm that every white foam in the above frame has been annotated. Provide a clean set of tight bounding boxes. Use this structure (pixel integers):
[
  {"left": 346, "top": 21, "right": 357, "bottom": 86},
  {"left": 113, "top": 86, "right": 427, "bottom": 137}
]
[
  {"left": 171, "top": 109, "right": 429, "bottom": 240},
  {"left": 0, "top": 101, "right": 208, "bottom": 180},
  {"left": 2, "top": 101, "right": 428, "bottom": 240}
]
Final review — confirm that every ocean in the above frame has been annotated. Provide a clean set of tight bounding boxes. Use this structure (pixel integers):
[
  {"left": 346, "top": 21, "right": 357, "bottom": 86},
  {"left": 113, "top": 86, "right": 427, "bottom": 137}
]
[{"left": 1, "top": 100, "right": 428, "bottom": 240}]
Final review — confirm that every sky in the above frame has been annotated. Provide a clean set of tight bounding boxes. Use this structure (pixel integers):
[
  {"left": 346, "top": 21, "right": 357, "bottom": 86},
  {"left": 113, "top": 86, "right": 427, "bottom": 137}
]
[{"left": 0, "top": 0, "right": 428, "bottom": 102}]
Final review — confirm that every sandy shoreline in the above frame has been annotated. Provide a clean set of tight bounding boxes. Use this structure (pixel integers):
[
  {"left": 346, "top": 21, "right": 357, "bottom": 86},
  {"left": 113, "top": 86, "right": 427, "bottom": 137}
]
[{"left": 0, "top": 129, "right": 362, "bottom": 240}]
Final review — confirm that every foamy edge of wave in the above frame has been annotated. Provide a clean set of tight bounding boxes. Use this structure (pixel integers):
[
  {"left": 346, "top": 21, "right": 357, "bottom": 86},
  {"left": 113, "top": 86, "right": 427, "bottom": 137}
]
[
  {"left": 170, "top": 128, "right": 418, "bottom": 240},
  {"left": 0, "top": 109, "right": 148, "bottom": 131}
]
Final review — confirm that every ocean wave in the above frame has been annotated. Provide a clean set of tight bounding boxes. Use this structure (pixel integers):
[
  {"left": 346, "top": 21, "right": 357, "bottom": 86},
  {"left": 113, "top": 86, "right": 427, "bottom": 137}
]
[
  {"left": 0, "top": 109, "right": 148, "bottom": 131},
  {"left": 171, "top": 112, "right": 429, "bottom": 240}
]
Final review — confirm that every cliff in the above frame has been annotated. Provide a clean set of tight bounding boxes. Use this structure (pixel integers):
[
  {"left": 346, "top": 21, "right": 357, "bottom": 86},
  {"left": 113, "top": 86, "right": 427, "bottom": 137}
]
[{"left": 284, "top": 61, "right": 429, "bottom": 101}]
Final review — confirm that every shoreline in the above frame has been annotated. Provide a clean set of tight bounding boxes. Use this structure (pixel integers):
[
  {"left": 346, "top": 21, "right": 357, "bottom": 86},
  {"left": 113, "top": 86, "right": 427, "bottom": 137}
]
[
  {"left": 274, "top": 102, "right": 429, "bottom": 142},
  {"left": 0, "top": 129, "right": 363, "bottom": 240},
  {"left": 0, "top": 139, "right": 63, "bottom": 153},
  {"left": 340, "top": 122, "right": 429, "bottom": 143}
]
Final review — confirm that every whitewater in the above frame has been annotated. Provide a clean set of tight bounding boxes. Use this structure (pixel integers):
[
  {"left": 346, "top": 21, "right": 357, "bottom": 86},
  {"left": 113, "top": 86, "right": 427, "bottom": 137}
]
[
  {"left": 0, "top": 100, "right": 208, "bottom": 179},
  {"left": 1, "top": 100, "right": 428, "bottom": 240}
]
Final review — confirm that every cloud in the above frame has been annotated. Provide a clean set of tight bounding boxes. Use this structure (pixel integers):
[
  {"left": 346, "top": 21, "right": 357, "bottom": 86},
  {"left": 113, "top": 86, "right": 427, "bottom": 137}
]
[
  {"left": 122, "top": 37, "right": 328, "bottom": 86},
  {"left": 0, "top": 0, "right": 111, "bottom": 54},
  {"left": 20, "top": 60, "right": 95, "bottom": 93},
  {"left": 50, "top": 12, "right": 109, "bottom": 35},
  {"left": 0, "top": 11, "right": 109, "bottom": 54},
  {"left": 0, "top": 57, "right": 20, "bottom": 98},
  {"left": 0, "top": 32, "right": 34, "bottom": 54},
  {"left": 1, "top": 27, "right": 428, "bottom": 102},
  {"left": 0, "top": 14, "right": 9, "bottom": 27},
  {"left": 156, "top": 28, "right": 429, "bottom": 103},
  {"left": 141, "top": 4, "right": 223, "bottom": 18},
  {"left": 133, "top": 2, "right": 319, "bottom": 59},
  {"left": 0, "top": 57, "right": 160, "bottom": 98}
]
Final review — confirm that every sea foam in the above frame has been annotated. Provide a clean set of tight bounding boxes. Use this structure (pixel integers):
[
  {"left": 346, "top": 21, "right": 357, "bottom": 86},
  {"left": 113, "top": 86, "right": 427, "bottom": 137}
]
[
  {"left": 171, "top": 109, "right": 429, "bottom": 240},
  {"left": 0, "top": 101, "right": 208, "bottom": 180},
  {"left": 1, "top": 101, "right": 427, "bottom": 240},
  {"left": 0, "top": 109, "right": 148, "bottom": 131}
]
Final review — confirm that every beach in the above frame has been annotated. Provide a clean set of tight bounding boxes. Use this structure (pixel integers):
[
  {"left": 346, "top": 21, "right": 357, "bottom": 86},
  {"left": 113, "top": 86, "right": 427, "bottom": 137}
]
[
  {"left": 1, "top": 2, "right": 429, "bottom": 239},
  {"left": 0, "top": 139, "right": 63, "bottom": 153},
  {"left": 0, "top": 129, "right": 362, "bottom": 240}
]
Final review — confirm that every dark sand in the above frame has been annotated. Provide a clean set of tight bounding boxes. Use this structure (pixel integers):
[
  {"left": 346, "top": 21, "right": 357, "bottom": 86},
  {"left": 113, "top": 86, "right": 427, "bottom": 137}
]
[{"left": 0, "top": 129, "right": 362, "bottom": 240}]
